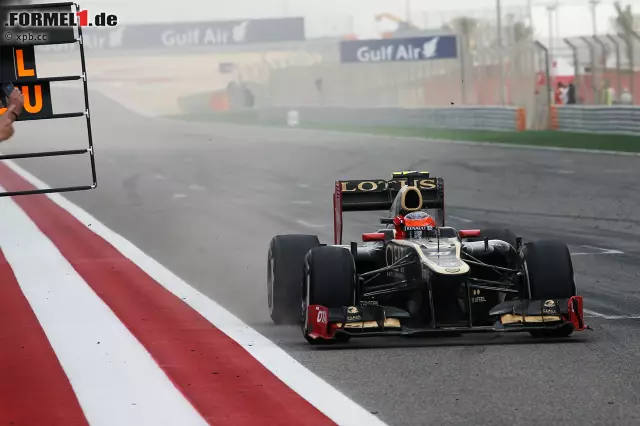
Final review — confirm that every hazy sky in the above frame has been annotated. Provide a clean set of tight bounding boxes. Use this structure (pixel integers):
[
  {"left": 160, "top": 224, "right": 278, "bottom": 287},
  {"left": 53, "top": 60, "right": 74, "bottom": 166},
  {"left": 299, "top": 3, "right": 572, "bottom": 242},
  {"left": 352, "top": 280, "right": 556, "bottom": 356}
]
[{"left": 74, "top": 0, "right": 630, "bottom": 39}]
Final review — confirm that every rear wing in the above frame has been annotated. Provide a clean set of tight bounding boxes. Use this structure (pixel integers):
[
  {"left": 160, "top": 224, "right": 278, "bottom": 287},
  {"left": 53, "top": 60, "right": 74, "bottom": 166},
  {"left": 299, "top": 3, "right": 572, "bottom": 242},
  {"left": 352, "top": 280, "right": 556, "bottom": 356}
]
[
  {"left": 0, "top": 2, "right": 96, "bottom": 197},
  {"left": 333, "top": 172, "right": 445, "bottom": 244}
]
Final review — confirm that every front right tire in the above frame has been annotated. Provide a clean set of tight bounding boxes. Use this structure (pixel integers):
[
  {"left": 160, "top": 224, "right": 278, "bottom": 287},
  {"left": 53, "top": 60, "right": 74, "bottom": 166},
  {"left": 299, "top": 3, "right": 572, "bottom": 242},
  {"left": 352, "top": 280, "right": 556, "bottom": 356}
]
[{"left": 302, "top": 246, "right": 356, "bottom": 344}]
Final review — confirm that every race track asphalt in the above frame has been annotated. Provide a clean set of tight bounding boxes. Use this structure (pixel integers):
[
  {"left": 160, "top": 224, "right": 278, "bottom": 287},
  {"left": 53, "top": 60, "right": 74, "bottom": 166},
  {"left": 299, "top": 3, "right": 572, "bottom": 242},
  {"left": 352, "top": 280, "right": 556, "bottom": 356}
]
[{"left": 4, "top": 89, "right": 640, "bottom": 426}]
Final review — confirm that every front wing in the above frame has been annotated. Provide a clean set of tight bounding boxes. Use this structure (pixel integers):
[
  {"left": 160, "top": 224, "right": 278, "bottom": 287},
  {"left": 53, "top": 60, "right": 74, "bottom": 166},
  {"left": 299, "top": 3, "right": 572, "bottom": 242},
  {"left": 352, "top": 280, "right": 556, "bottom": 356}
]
[{"left": 306, "top": 296, "right": 586, "bottom": 341}]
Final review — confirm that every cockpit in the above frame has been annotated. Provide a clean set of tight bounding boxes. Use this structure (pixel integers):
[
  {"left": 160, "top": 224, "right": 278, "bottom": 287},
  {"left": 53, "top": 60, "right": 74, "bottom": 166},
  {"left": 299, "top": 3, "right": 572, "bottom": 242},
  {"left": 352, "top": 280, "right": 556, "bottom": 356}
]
[{"left": 401, "top": 211, "right": 437, "bottom": 240}]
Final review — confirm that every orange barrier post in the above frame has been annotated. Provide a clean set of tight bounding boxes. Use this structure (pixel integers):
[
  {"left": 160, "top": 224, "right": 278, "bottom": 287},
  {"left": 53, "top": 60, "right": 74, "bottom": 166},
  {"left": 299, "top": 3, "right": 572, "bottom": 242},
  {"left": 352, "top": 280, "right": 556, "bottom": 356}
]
[
  {"left": 548, "top": 105, "right": 558, "bottom": 130},
  {"left": 209, "top": 92, "right": 230, "bottom": 112},
  {"left": 516, "top": 108, "right": 526, "bottom": 131}
]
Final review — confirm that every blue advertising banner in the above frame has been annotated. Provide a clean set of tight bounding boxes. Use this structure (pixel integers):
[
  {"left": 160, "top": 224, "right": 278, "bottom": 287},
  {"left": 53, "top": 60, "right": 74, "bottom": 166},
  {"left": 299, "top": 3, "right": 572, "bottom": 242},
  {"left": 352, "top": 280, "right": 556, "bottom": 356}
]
[
  {"left": 36, "top": 16, "right": 306, "bottom": 53},
  {"left": 340, "top": 35, "right": 457, "bottom": 63}
]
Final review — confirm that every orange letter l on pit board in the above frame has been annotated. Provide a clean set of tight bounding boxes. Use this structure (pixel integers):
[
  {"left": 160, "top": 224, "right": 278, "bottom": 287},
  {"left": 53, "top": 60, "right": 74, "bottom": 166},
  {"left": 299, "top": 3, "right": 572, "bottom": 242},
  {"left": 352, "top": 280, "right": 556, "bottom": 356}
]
[{"left": 16, "top": 49, "right": 35, "bottom": 77}]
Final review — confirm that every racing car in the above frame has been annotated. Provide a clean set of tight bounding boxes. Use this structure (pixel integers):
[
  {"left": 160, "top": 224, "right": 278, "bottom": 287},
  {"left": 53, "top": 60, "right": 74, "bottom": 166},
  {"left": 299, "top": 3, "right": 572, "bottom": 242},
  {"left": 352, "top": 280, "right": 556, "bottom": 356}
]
[{"left": 267, "top": 171, "right": 587, "bottom": 344}]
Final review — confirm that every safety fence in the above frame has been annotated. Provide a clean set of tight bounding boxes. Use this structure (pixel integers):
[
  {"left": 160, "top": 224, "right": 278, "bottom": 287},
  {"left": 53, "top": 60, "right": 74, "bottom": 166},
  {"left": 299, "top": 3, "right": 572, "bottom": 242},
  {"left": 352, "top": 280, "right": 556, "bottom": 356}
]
[
  {"left": 550, "top": 105, "right": 640, "bottom": 135},
  {"left": 558, "top": 33, "right": 640, "bottom": 105},
  {"left": 256, "top": 105, "right": 526, "bottom": 132},
  {"left": 187, "top": 88, "right": 640, "bottom": 136},
  {"left": 264, "top": 39, "right": 546, "bottom": 128}
]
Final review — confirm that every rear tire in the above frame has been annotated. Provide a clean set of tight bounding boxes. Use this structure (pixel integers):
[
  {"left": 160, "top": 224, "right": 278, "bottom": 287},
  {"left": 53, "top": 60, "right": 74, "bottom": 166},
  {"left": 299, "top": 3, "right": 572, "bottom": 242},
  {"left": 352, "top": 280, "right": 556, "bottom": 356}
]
[
  {"left": 478, "top": 228, "right": 518, "bottom": 248},
  {"left": 267, "top": 234, "right": 319, "bottom": 325},
  {"left": 302, "top": 246, "right": 356, "bottom": 344},
  {"left": 523, "top": 240, "right": 576, "bottom": 338}
]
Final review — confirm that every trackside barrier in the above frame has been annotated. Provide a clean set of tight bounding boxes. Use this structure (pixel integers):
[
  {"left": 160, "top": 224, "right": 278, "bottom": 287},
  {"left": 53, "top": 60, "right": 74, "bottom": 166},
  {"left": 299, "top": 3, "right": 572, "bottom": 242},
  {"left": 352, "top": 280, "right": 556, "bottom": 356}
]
[
  {"left": 553, "top": 105, "right": 640, "bottom": 135},
  {"left": 254, "top": 106, "right": 526, "bottom": 132}
]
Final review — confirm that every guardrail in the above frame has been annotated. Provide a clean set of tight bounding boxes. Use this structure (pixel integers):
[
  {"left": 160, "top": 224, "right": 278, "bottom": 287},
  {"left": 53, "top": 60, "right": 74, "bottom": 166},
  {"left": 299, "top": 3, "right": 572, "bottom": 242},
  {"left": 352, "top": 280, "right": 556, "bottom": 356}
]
[
  {"left": 185, "top": 89, "right": 640, "bottom": 136},
  {"left": 551, "top": 105, "right": 640, "bottom": 135},
  {"left": 257, "top": 106, "right": 526, "bottom": 132}
]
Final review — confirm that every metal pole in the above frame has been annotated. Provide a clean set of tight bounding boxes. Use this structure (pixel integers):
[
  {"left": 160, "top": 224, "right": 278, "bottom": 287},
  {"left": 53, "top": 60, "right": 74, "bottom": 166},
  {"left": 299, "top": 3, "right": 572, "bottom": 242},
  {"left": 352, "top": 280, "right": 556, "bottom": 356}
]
[
  {"left": 535, "top": 40, "right": 552, "bottom": 129},
  {"left": 554, "top": 3, "right": 560, "bottom": 47},
  {"left": 496, "top": 0, "right": 505, "bottom": 104},
  {"left": 593, "top": 35, "right": 610, "bottom": 102},
  {"left": 618, "top": 32, "right": 635, "bottom": 104},
  {"left": 547, "top": 4, "right": 556, "bottom": 79},
  {"left": 581, "top": 36, "right": 598, "bottom": 103},
  {"left": 607, "top": 35, "right": 622, "bottom": 101},
  {"left": 564, "top": 38, "right": 580, "bottom": 101},
  {"left": 589, "top": 0, "right": 599, "bottom": 36}
]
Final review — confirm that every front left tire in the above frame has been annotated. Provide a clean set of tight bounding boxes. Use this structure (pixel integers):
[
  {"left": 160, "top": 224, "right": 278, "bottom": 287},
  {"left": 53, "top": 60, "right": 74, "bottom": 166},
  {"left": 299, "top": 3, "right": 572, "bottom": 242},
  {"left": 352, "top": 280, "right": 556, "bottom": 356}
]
[
  {"left": 523, "top": 240, "right": 577, "bottom": 338},
  {"left": 267, "top": 234, "right": 320, "bottom": 324}
]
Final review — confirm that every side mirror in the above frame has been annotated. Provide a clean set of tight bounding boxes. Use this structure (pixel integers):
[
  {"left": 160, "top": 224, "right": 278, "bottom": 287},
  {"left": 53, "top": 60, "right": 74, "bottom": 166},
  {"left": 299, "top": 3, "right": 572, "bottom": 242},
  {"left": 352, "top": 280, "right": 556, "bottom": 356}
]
[
  {"left": 459, "top": 229, "right": 481, "bottom": 239},
  {"left": 362, "top": 232, "right": 385, "bottom": 242},
  {"left": 362, "top": 230, "right": 395, "bottom": 242},
  {"left": 380, "top": 218, "right": 394, "bottom": 224}
]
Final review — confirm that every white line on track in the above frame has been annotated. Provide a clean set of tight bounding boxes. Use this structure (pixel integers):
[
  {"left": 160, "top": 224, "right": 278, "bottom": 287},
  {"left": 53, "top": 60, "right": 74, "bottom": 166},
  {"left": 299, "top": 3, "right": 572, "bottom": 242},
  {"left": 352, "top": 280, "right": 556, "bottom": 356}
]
[
  {"left": 571, "top": 245, "right": 624, "bottom": 256},
  {"left": 448, "top": 215, "right": 473, "bottom": 223},
  {"left": 584, "top": 309, "right": 640, "bottom": 320},
  {"left": 5, "top": 160, "right": 389, "bottom": 426},
  {"left": 296, "top": 219, "right": 326, "bottom": 228},
  {"left": 0, "top": 188, "right": 208, "bottom": 426},
  {"left": 291, "top": 200, "right": 312, "bottom": 205}
]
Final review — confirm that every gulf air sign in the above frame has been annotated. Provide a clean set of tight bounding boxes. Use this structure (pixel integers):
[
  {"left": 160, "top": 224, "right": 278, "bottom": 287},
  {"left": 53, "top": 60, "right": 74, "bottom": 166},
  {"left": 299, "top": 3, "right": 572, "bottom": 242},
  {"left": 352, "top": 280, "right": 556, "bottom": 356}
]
[{"left": 340, "top": 35, "right": 458, "bottom": 63}]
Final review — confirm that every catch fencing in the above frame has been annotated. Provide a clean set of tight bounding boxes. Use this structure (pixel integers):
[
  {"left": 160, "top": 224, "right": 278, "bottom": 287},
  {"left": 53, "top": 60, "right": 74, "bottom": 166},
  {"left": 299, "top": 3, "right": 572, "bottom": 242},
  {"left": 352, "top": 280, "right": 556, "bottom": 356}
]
[{"left": 559, "top": 33, "right": 640, "bottom": 106}]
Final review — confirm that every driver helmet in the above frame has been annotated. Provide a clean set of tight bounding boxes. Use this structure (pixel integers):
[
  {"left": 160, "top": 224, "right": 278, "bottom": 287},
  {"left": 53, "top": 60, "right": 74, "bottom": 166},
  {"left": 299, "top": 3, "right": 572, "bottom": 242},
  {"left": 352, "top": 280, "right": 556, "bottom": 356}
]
[{"left": 403, "top": 211, "right": 437, "bottom": 239}]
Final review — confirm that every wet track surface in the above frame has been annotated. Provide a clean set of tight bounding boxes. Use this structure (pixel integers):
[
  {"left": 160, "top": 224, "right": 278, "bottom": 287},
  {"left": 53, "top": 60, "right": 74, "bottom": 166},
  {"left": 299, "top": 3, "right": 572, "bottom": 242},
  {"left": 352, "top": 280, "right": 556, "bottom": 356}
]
[{"left": 4, "top": 90, "right": 640, "bottom": 425}]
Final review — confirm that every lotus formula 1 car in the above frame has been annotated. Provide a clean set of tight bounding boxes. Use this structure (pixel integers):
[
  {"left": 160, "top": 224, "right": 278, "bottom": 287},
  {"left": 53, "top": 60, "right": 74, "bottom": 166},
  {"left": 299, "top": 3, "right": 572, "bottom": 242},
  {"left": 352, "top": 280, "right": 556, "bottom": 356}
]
[{"left": 267, "top": 171, "right": 587, "bottom": 344}]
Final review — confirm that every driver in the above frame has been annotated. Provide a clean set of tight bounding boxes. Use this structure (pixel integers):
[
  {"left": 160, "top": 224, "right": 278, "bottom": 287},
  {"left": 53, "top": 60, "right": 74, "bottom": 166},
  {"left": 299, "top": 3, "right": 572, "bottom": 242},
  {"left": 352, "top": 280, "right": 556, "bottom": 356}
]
[{"left": 403, "top": 211, "right": 437, "bottom": 239}]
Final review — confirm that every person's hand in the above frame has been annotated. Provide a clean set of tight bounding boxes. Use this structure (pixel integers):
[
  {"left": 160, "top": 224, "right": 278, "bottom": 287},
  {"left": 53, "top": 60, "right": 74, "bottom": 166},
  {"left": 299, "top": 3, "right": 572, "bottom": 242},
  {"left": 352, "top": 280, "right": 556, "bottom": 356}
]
[
  {"left": 0, "top": 87, "right": 24, "bottom": 142},
  {"left": 0, "top": 105, "right": 18, "bottom": 142},
  {"left": 7, "top": 87, "right": 23, "bottom": 116}
]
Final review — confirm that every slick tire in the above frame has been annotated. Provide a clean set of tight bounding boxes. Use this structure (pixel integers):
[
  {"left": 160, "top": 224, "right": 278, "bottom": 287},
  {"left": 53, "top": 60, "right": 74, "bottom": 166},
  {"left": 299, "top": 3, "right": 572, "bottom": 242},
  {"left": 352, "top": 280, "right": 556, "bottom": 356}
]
[
  {"left": 523, "top": 240, "right": 577, "bottom": 338},
  {"left": 267, "top": 234, "right": 320, "bottom": 325},
  {"left": 302, "top": 246, "right": 356, "bottom": 344}
]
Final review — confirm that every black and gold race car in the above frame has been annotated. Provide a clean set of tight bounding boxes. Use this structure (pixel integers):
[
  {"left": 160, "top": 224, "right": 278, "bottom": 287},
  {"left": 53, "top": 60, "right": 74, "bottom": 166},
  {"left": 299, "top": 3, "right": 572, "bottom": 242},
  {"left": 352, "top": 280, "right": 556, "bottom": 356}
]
[{"left": 267, "top": 171, "right": 587, "bottom": 344}]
